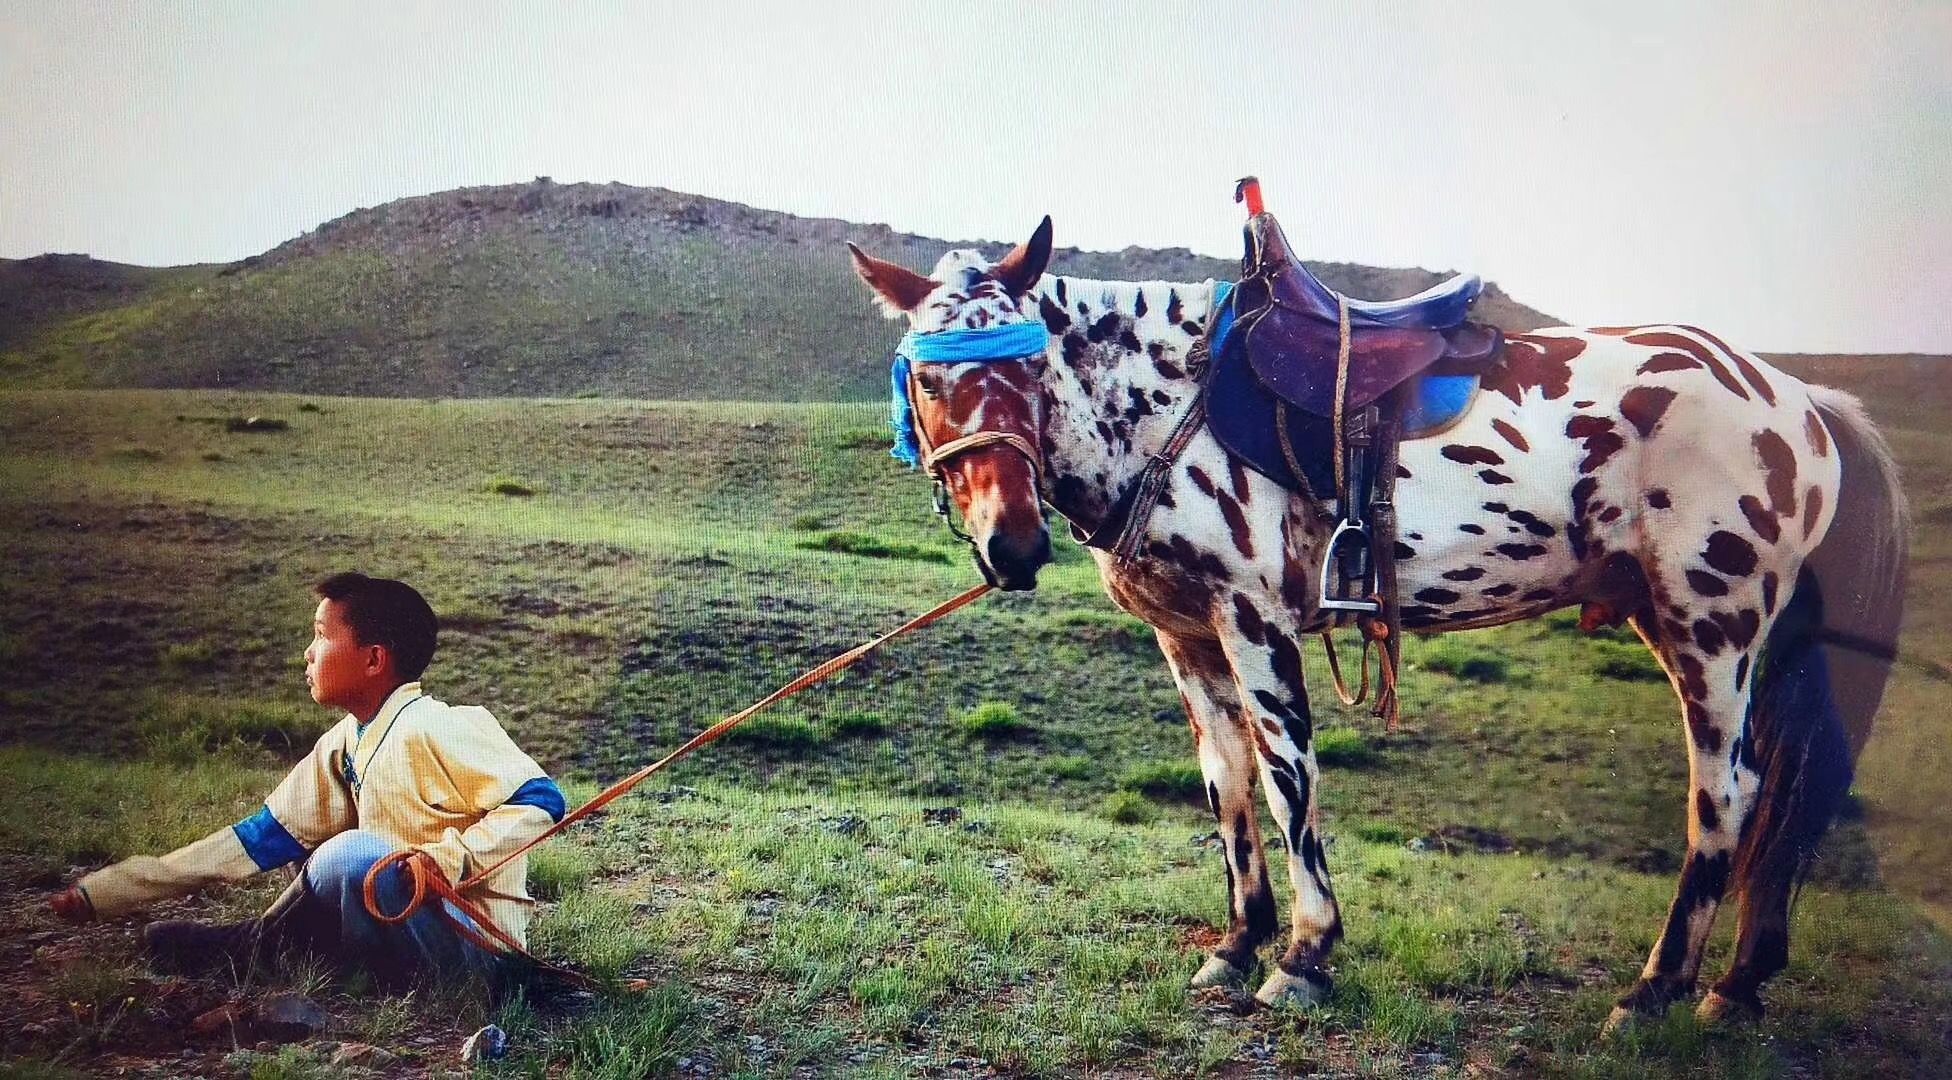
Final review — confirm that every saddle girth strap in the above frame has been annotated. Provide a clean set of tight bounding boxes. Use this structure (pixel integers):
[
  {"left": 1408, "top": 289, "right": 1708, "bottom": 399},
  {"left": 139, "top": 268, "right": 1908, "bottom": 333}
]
[
  {"left": 1367, "top": 396, "right": 1405, "bottom": 728},
  {"left": 1332, "top": 293, "right": 1352, "bottom": 499}
]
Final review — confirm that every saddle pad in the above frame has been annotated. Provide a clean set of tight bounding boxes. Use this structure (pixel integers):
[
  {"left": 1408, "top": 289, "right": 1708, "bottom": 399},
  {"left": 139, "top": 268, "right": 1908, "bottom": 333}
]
[
  {"left": 1242, "top": 311, "right": 1501, "bottom": 418},
  {"left": 1205, "top": 328, "right": 1339, "bottom": 498},
  {"left": 1206, "top": 337, "right": 1487, "bottom": 498},
  {"left": 1400, "top": 373, "right": 1481, "bottom": 439}
]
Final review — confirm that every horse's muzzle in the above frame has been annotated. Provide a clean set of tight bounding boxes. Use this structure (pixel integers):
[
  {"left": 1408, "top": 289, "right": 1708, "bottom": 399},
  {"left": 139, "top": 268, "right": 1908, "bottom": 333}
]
[{"left": 984, "top": 528, "right": 1052, "bottom": 591}]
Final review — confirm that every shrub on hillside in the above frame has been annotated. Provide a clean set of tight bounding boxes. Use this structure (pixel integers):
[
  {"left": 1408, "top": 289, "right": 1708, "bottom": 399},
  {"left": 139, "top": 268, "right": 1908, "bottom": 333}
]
[
  {"left": 1050, "top": 608, "right": 1153, "bottom": 650},
  {"left": 725, "top": 715, "right": 822, "bottom": 750},
  {"left": 824, "top": 710, "right": 887, "bottom": 738},
  {"left": 160, "top": 641, "right": 219, "bottom": 672},
  {"left": 1119, "top": 760, "right": 1205, "bottom": 802},
  {"left": 489, "top": 477, "right": 539, "bottom": 497},
  {"left": 1416, "top": 641, "right": 1518, "bottom": 684},
  {"left": 224, "top": 415, "right": 289, "bottom": 433},
  {"left": 958, "top": 702, "right": 1032, "bottom": 741},
  {"left": 794, "top": 531, "right": 949, "bottom": 564},
  {"left": 1313, "top": 727, "right": 1379, "bottom": 768},
  {"left": 1590, "top": 640, "right": 1668, "bottom": 683},
  {"left": 139, "top": 696, "right": 323, "bottom": 761},
  {"left": 831, "top": 428, "right": 890, "bottom": 450},
  {"left": 1100, "top": 791, "right": 1159, "bottom": 825},
  {"left": 528, "top": 844, "right": 600, "bottom": 901}
]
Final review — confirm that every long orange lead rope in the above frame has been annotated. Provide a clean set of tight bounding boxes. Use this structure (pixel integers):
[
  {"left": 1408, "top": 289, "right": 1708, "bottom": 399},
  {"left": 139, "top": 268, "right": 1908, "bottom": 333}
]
[{"left": 363, "top": 582, "right": 995, "bottom": 980}]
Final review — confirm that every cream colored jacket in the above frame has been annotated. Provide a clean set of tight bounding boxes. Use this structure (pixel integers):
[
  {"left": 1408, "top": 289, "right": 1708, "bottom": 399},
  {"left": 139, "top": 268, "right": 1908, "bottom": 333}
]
[{"left": 77, "top": 683, "right": 562, "bottom": 945}]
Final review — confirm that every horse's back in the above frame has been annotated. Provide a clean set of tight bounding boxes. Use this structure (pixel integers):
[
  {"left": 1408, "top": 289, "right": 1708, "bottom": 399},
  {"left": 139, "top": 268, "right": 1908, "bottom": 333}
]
[{"left": 1390, "top": 327, "right": 1842, "bottom": 632}]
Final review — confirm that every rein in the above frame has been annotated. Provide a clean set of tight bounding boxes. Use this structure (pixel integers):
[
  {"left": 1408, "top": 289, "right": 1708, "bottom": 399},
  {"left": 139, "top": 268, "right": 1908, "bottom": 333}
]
[{"left": 361, "top": 582, "right": 995, "bottom": 981}]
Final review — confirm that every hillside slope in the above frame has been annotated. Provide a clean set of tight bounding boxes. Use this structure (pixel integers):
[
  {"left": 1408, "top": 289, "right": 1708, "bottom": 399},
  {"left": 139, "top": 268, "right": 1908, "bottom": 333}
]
[{"left": 0, "top": 179, "right": 1556, "bottom": 400}]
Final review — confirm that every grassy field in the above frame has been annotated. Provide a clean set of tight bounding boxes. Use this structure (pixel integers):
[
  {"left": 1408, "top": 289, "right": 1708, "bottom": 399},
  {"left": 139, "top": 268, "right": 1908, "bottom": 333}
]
[{"left": 1, "top": 384, "right": 1949, "bottom": 1077}]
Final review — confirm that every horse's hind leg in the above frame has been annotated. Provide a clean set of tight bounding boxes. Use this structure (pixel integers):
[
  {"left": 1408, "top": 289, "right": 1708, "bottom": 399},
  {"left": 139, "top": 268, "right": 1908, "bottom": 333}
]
[
  {"left": 1697, "top": 879, "right": 1789, "bottom": 1023},
  {"left": 1157, "top": 631, "right": 1279, "bottom": 989},
  {"left": 1606, "top": 594, "right": 1769, "bottom": 1031}
]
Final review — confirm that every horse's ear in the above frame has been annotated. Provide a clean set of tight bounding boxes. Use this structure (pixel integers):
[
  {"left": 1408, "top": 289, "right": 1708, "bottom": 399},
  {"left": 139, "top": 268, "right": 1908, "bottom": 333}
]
[
  {"left": 991, "top": 216, "right": 1053, "bottom": 297},
  {"left": 848, "top": 243, "right": 936, "bottom": 316}
]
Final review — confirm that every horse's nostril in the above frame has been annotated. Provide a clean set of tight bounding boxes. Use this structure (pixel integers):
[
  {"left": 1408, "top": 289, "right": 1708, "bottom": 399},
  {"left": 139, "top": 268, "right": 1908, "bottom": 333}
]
[{"left": 986, "top": 529, "right": 1051, "bottom": 583}]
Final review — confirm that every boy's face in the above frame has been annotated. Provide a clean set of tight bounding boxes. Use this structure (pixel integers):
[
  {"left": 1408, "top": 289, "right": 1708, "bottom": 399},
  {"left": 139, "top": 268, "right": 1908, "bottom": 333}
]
[{"left": 304, "top": 598, "right": 385, "bottom": 710}]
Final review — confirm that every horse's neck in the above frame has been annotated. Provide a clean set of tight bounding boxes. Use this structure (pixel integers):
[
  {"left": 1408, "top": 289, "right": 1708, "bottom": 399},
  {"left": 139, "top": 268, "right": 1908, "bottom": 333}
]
[{"left": 1031, "top": 273, "right": 1218, "bottom": 530}]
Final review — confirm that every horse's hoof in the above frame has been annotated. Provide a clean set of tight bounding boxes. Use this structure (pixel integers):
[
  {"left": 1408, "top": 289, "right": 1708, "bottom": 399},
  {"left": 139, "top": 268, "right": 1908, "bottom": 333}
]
[
  {"left": 1696, "top": 989, "right": 1762, "bottom": 1026},
  {"left": 1253, "top": 967, "right": 1330, "bottom": 1009},
  {"left": 1188, "top": 955, "right": 1249, "bottom": 990}
]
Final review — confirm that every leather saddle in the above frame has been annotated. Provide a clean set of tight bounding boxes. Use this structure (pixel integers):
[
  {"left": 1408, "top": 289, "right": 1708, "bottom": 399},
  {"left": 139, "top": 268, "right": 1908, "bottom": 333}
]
[
  {"left": 1207, "top": 209, "right": 1506, "bottom": 497},
  {"left": 1226, "top": 210, "right": 1504, "bottom": 420},
  {"left": 1197, "top": 180, "right": 1510, "bottom": 726}
]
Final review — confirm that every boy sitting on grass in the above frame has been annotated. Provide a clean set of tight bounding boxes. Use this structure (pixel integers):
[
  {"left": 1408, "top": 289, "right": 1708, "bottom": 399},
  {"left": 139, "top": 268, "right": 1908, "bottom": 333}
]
[{"left": 50, "top": 572, "right": 567, "bottom": 991}]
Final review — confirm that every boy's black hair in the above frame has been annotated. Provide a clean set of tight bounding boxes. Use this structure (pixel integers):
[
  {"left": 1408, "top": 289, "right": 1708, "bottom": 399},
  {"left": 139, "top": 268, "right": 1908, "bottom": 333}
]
[{"left": 313, "top": 572, "right": 439, "bottom": 681}]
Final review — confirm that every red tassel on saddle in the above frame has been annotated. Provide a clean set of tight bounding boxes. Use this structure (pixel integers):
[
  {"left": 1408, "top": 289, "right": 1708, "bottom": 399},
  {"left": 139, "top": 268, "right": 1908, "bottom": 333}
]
[{"left": 1235, "top": 176, "right": 1265, "bottom": 217}]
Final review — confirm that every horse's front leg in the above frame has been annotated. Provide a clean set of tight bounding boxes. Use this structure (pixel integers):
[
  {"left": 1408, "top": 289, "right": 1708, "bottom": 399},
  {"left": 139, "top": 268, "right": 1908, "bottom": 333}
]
[
  {"left": 1217, "top": 612, "right": 1341, "bottom": 1007},
  {"left": 1156, "top": 630, "right": 1279, "bottom": 990}
]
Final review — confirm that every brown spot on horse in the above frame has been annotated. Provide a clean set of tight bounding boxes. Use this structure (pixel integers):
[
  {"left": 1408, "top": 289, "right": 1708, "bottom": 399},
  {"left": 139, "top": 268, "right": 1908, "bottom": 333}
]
[
  {"left": 1491, "top": 418, "right": 1530, "bottom": 452},
  {"left": 1442, "top": 444, "right": 1504, "bottom": 466},
  {"left": 1620, "top": 385, "right": 1678, "bottom": 438},
  {"left": 1625, "top": 331, "right": 1749, "bottom": 401},
  {"left": 1702, "top": 531, "right": 1758, "bottom": 577},
  {"left": 1804, "top": 410, "right": 1830, "bottom": 458},
  {"left": 1566, "top": 415, "right": 1625, "bottom": 474},
  {"left": 1482, "top": 334, "right": 1584, "bottom": 405},
  {"left": 1739, "top": 495, "right": 1781, "bottom": 545},
  {"left": 1752, "top": 429, "right": 1798, "bottom": 518}
]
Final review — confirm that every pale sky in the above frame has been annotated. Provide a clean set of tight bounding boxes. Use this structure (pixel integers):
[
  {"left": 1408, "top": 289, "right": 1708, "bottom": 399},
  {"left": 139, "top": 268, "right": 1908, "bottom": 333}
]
[{"left": 4, "top": 1, "right": 1948, "bottom": 353}]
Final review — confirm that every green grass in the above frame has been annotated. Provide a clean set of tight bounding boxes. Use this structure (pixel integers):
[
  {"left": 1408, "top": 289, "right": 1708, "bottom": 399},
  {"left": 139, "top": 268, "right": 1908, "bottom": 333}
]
[
  {"left": 7, "top": 753, "right": 1950, "bottom": 1078},
  {"left": 792, "top": 529, "right": 951, "bottom": 564},
  {"left": 2, "top": 386, "right": 1950, "bottom": 1077},
  {"left": 488, "top": 476, "right": 539, "bottom": 497},
  {"left": 1119, "top": 760, "right": 1205, "bottom": 802},
  {"left": 958, "top": 701, "right": 1033, "bottom": 741},
  {"left": 1313, "top": 726, "right": 1379, "bottom": 768},
  {"left": 823, "top": 709, "right": 887, "bottom": 737}
]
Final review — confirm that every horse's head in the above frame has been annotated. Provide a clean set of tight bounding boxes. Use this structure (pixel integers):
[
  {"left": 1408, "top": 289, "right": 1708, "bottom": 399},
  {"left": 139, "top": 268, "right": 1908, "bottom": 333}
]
[{"left": 849, "top": 217, "right": 1055, "bottom": 590}]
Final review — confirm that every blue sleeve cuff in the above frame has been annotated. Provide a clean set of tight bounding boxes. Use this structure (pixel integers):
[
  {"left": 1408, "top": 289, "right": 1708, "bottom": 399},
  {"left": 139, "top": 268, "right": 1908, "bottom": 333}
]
[
  {"left": 231, "top": 805, "right": 308, "bottom": 871},
  {"left": 506, "top": 776, "right": 567, "bottom": 823}
]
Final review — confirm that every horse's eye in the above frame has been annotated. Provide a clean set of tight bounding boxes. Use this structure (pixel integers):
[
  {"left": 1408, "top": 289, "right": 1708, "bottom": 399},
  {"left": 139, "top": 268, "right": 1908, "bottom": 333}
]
[{"left": 917, "top": 371, "right": 945, "bottom": 399}]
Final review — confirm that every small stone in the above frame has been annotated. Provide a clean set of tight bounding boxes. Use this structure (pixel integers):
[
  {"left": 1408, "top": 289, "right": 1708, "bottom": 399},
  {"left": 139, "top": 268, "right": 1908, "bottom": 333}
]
[
  {"left": 823, "top": 815, "right": 865, "bottom": 836},
  {"left": 460, "top": 1024, "right": 507, "bottom": 1063},
  {"left": 256, "top": 992, "right": 327, "bottom": 1042},
  {"left": 331, "top": 1042, "right": 398, "bottom": 1068}
]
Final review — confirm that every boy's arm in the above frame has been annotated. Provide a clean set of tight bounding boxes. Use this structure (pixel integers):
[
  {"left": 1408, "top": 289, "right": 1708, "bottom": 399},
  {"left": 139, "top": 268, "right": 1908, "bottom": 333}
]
[
  {"left": 408, "top": 709, "right": 565, "bottom": 886},
  {"left": 64, "top": 722, "right": 356, "bottom": 921}
]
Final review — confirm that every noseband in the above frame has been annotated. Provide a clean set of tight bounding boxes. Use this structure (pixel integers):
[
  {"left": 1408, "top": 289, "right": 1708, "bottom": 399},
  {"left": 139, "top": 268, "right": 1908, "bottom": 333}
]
[{"left": 889, "top": 321, "right": 1051, "bottom": 544}]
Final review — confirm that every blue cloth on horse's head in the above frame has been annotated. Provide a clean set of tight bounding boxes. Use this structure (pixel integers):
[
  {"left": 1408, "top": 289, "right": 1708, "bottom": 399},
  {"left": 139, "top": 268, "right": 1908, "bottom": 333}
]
[{"left": 887, "top": 321, "right": 1052, "bottom": 469}]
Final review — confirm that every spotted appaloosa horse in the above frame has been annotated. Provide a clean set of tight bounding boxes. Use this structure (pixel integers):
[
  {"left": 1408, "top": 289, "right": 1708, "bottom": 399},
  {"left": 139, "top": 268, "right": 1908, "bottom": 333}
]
[{"left": 849, "top": 217, "right": 1909, "bottom": 1030}]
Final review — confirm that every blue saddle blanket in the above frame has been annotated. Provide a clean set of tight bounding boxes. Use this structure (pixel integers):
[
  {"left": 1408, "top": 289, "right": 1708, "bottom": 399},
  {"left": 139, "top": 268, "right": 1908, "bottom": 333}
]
[{"left": 1205, "top": 295, "right": 1482, "bottom": 497}]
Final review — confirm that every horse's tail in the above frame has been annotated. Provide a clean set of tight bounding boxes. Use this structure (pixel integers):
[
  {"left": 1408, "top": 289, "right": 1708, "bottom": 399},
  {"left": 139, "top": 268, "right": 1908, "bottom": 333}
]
[{"left": 1733, "top": 386, "right": 1908, "bottom": 901}]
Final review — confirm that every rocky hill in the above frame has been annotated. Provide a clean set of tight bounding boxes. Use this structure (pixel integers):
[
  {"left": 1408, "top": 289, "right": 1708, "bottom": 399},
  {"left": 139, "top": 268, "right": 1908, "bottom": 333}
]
[{"left": 0, "top": 179, "right": 1558, "bottom": 401}]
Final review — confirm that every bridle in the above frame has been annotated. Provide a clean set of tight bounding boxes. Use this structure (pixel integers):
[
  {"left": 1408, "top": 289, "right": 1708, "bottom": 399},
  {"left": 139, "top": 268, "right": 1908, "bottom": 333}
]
[{"left": 890, "top": 320, "right": 1051, "bottom": 548}]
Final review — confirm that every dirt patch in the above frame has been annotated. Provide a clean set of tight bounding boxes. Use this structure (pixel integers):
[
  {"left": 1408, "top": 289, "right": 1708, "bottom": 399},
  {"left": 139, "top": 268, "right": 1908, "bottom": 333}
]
[{"left": 0, "top": 882, "right": 485, "bottom": 1077}]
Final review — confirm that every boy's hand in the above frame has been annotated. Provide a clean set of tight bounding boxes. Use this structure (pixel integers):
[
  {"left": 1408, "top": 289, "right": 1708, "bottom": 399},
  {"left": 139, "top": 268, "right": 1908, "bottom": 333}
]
[{"left": 50, "top": 886, "right": 94, "bottom": 924}]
